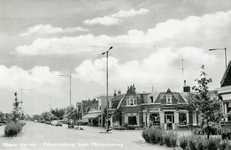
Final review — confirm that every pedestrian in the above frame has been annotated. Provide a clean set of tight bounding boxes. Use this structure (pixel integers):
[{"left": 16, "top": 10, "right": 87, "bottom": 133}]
[
  {"left": 167, "top": 119, "right": 170, "bottom": 130},
  {"left": 107, "top": 118, "right": 111, "bottom": 132}
]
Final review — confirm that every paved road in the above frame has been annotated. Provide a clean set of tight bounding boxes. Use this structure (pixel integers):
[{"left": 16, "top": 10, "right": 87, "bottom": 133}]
[{"left": 0, "top": 122, "right": 172, "bottom": 150}]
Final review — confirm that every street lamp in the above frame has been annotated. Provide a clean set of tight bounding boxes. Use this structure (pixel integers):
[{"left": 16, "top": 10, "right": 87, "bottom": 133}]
[
  {"left": 21, "top": 88, "right": 31, "bottom": 115},
  {"left": 102, "top": 46, "right": 113, "bottom": 132},
  {"left": 44, "top": 95, "right": 51, "bottom": 111},
  {"left": 209, "top": 48, "right": 227, "bottom": 68},
  {"left": 59, "top": 75, "right": 71, "bottom": 107}
]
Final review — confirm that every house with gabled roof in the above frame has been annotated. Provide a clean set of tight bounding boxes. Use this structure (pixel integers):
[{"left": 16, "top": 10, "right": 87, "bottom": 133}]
[
  {"left": 79, "top": 94, "right": 114, "bottom": 126},
  {"left": 108, "top": 84, "right": 199, "bottom": 130},
  {"left": 142, "top": 88, "right": 191, "bottom": 130},
  {"left": 109, "top": 84, "right": 150, "bottom": 128},
  {"left": 217, "top": 60, "right": 231, "bottom": 121}
]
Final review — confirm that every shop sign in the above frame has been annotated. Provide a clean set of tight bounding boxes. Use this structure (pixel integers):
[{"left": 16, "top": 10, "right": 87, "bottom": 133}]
[
  {"left": 127, "top": 113, "right": 137, "bottom": 116},
  {"left": 163, "top": 106, "right": 176, "bottom": 110},
  {"left": 221, "top": 121, "right": 231, "bottom": 126}
]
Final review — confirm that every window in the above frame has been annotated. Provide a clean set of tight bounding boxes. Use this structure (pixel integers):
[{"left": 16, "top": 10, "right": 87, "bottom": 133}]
[
  {"left": 166, "top": 95, "right": 172, "bottom": 105},
  {"left": 179, "top": 113, "right": 187, "bottom": 125},
  {"left": 126, "top": 96, "right": 137, "bottom": 106},
  {"left": 150, "top": 96, "right": 154, "bottom": 103},
  {"left": 193, "top": 112, "right": 196, "bottom": 125},
  {"left": 128, "top": 116, "right": 137, "bottom": 125},
  {"left": 150, "top": 113, "right": 160, "bottom": 125}
]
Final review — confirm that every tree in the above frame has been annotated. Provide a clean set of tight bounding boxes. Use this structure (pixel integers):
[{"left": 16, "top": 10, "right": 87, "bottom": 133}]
[
  {"left": 190, "top": 65, "right": 223, "bottom": 139},
  {"left": 12, "top": 92, "right": 21, "bottom": 122},
  {"left": 65, "top": 106, "right": 81, "bottom": 121},
  {"left": 40, "top": 112, "right": 54, "bottom": 121},
  {"left": 32, "top": 114, "right": 40, "bottom": 121},
  {"left": 51, "top": 108, "right": 65, "bottom": 120}
]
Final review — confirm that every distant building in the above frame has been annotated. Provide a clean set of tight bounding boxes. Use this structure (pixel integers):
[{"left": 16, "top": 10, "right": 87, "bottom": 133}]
[
  {"left": 76, "top": 99, "right": 97, "bottom": 122},
  {"left": 217, "top": 61, "right": 231, "bottom": 121},
  {"left": 78, "top": 95, "right": 114, "bottom": 126}
]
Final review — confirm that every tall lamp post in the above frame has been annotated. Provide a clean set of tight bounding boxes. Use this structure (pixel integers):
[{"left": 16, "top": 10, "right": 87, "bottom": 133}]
[
  {"left": 44, "top": 95, "right": 51, "bottom": 111},
  {"left": 59, "top": 75, "right": 72, "bottom": 107},
  {"left": 21, "top": 88, "right": 31, "bottom": 115},
  {"left": 209, "top": 48, "right": 227, "bottom": 68},
  {"left": 102, "top": 46, "right": 113, "bottom": 132}
]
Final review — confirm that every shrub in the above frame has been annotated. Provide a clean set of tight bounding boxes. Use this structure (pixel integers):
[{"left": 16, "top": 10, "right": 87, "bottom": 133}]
[
  {"left": 187, "top": 136, "right": 197, "bottom": 150},
  {"left": 147, "top": 127, "right": 163, "bottom": 144},
  {"left": 163, "top": 132, "right": 171, "bottom": 147},
  {"left": 169, "top": 132, "right": 178, "bottom": 147},
  {"left": 194, "top": 136, "right": 204, "bottom": 150},
  {"left": 201, "top": 137, "right": 220, "bottom": 150},
  {"left": 142, "top": 127, "right": 178, "bottom": 147},
  {"left": 224, "top": 143, "right": 231, "bottom": 150},
  {"left": 219, "top": 140, "right": 231, "bottom": 150},
  {"left": 142, "top": 130, "right": 150, "bottom": 143},
  {"left": 179, "top": 136, "right": 188, "bottom": 150},
  {"left": 4, "top": 122, "right": 23, "bottom": 136}
]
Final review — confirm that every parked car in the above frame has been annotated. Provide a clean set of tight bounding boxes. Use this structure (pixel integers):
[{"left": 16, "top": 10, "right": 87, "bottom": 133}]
[
  {"left": 51, "top": 120, "right": 62, "bottom": 126},
  {"left": 45, "top": 121, "right": 51, "bottom": 125},
  {"left": 34, "top": 120, "right": 38, "bottom": 123}
]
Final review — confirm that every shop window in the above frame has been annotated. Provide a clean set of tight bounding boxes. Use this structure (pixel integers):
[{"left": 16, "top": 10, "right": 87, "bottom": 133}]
[
  {"left": 126, "top": 96, "right": 137, "bottom": 106},
  {"left": 166, "top": 95, "right": 172, "bottom": 105},
  {"left": 179, "top": 113, "right": 187, "bottom": 125},
  {"left": 150, "top": 113, "right": 160, "bottom": 125},
  {"left": 128, "top": 116, "right": 137, "bottom": 125}
]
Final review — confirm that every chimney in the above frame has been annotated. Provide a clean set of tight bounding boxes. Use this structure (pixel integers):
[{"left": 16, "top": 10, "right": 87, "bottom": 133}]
[
  {"left": 118, "top": 90, "right": 121, "bottom": 95},
  {"left": 113, "top": 90, "right": 117, "bottom": 97},
  {"left": 133, "top": 84, "right": 136, "bottom": 91},
  {"left": 183, "top": 80, "right": 190, "bottom": 92}
]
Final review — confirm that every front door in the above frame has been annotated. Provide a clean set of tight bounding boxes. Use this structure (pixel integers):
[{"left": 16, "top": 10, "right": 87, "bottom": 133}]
[{"left": 165, "top": 113, "right": 174, "bottom": 130}]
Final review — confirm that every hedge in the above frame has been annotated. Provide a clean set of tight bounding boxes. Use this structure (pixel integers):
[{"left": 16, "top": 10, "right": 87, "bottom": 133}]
[
  {"left": 142, "top": 127, "right": 231, "bottom": 150},
  {"left": 142, "top": 127, "right": 177, "bottom": 147}
]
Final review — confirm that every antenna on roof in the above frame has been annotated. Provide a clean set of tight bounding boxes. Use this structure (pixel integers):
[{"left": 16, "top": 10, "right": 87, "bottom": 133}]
[{"left": 181, "top": 59, "right": 186, "bottom": 91}]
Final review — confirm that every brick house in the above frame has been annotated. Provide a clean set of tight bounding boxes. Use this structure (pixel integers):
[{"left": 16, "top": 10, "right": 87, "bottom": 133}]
[
  {"left": 109, "top": 84, "right": 200, "bottom": 130},
  {"left": 109, "top": 85, "right": 150, "bottom": 128}
]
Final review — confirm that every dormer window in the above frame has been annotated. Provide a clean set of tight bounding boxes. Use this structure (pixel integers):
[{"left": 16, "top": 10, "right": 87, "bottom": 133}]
[
  {"left": 166, "top": 95, "right": 172, "bottom": 105},
  {"left": 126, "top": 96, "right": 137, "bottom": 106},
  {"left": 150, "top": 96, "right": 154, "bottom": 103}
]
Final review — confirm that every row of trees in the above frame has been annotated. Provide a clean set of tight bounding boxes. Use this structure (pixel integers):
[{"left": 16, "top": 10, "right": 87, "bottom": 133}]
[{"left": 30, "top": 106, "right": 81, "bottom": 122}]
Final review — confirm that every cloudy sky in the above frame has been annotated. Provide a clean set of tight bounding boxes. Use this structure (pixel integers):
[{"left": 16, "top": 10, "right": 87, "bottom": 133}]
[{"left": 0, "top": 0, "right": 230, "bottom": 115}]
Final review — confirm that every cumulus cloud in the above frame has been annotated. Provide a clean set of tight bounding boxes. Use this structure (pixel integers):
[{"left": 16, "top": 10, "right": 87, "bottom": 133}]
[
  {"left": 0, "top": 65, "right": 73, "bottom": 114},
  {"left": 20, "top": 24, "right": 88, "bottom": 36},
  {"left": 84, "top": 8, "right": 150, "bottom": 26},
  {"left": 13, "top": 34, "right": 110, "bottom": 55},
  {"left": 13, "top": 10, "right": 231, "bottom": 56},
  {"left": 0, "top": 65, "right": 61, "bottom": 89},
  {"left": 74, "top": 47, "right": 219, "bottom": 92}
]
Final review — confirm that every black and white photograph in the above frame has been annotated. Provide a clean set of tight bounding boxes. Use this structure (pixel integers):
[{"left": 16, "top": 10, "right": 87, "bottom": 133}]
[{"left": 0, "top": 0, "right": 231, "bottom": 150}]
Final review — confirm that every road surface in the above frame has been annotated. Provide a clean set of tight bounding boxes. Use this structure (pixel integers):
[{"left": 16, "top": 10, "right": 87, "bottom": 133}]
[{"left": 0, "top": 121, "right": 172, "bottom": 150}]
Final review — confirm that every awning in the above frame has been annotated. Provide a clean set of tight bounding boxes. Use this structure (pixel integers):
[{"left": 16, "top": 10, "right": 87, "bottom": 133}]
[{"left": 82, "top": 113, "right": 101, "bottom": 119}]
